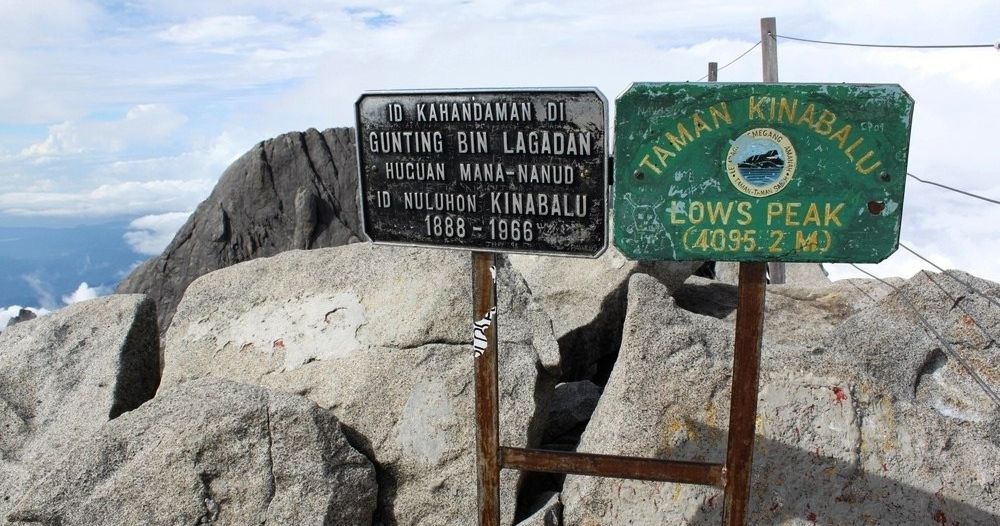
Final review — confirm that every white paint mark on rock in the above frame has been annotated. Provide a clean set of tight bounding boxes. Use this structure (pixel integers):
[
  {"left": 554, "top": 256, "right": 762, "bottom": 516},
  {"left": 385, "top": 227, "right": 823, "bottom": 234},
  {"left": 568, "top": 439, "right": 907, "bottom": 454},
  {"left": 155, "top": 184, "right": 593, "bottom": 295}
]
[
  {"left": 183, "top": 292, "right": 366, "bottom": 371},
  {"left": 925, "top": 365, "right": 992, "bottom": 423}
]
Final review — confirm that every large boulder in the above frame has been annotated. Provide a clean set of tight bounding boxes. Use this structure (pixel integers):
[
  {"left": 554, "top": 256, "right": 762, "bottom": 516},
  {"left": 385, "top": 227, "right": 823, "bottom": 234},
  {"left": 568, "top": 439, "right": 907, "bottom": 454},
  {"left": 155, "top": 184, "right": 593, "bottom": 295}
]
[
  {"left": 7, "top": 378, "right": 377, "bottom": 526},
  {"left": 0, "top": 295, "right": 160, "bottom": 522},
  {"left": 507, "top": 247, "right": 699, "bottom": 382},
  {"left": 160, "top": 243, "right": 561, "bottom": 526},
  {"left": 674, "top": 274, "right": 900, "bottom": 353},
  {"left": 562, "top": 272, "right": 1000, "bottom": 525},
  {"left": 824, "top": 270, "right": 1000, "bottom": 412},
  {"left": 116, "top": 128, "right": 364, "bottom": 335}
]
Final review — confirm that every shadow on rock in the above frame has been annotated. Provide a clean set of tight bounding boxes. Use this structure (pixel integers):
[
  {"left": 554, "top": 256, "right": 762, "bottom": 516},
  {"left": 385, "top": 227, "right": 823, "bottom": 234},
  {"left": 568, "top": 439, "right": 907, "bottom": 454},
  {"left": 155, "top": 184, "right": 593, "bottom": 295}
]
[
  {"left": 562, "top": 418, "right": 998, "bottom": 525},
  {"left": 678, "top": 420, "right": 999, "bottom": 526}
]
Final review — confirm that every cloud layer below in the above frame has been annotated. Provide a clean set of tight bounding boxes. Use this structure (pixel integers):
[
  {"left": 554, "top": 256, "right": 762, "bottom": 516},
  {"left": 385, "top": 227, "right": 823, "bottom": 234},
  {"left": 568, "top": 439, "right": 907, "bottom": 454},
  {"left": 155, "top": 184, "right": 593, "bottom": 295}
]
[
  {"left": 124, "top": 211, "right": 192, "bottom": 255},
  {"left": 0, "top": 280, "right": 107, "bottom": 329},
  {"left": 61, "top": 282, "right": 110, "bottom": 305}
]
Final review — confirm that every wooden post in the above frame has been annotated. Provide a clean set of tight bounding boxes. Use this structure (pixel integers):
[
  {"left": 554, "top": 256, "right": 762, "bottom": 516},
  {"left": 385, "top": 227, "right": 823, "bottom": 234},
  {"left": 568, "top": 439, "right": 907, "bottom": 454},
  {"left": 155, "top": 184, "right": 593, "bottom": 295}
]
[
  {"left": 721, "top": 262, "right": 767, "bottom": 525},
  {"left": 473, "top": 252, "right": 501, "bottom": 526},
  {"left": 760, "top": 17, "right": 778, "bottom": 83},
  {"left": 703, "top": 62, "right": 720, "bottom": 283},
  {"left": 760, "top": 16, "right": 785, "bottom": 284}
]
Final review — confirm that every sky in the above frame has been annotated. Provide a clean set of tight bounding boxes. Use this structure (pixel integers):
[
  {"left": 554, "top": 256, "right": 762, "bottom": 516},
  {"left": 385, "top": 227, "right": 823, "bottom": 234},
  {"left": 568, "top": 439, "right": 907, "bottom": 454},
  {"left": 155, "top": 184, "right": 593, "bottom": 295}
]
[{"left": 0, "top": 0, "right": 998, "bottom": 317}]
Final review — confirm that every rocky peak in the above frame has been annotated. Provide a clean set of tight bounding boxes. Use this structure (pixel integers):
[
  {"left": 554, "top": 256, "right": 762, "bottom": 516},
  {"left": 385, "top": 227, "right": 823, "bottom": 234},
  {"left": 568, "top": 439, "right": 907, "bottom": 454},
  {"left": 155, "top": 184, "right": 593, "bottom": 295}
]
[
  {"left": 5, "top": 308, "right": 36, "bottom": 328},
  {"left": 115, "top": 127, "right": 364, "bottom": 334}
]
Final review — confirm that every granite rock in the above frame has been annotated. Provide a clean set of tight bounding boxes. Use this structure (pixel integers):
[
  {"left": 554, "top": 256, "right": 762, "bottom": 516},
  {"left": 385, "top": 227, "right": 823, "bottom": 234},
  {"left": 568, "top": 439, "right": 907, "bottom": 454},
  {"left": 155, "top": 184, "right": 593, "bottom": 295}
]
[
  {"left": 507, "top": 247, "right": 698, "bottom": 381},
  {"left": 160, "top": 243, "right": 561, "bottom": 525},
  {"left": 562, "top": 272, "right": 1000, "bottom": 525},
  {"left": 7, "top": 379, "right": 377, "bottom": 526},
  {"left": 0, "top": 295, "right": 159, "bottom": 523}
]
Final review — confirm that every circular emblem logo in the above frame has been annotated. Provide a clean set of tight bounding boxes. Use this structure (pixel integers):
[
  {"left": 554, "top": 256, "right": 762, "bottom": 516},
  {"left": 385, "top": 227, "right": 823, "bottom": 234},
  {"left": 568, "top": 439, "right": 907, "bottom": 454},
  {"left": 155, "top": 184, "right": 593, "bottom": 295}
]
[{"left": 725, "top": 128, "right": 797, "bottom": 197}]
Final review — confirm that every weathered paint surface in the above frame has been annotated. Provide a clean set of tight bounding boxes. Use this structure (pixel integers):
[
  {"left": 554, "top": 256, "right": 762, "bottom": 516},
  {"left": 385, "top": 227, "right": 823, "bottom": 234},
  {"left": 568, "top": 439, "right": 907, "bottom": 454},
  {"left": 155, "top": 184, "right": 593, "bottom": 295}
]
[
  {"left": 356, "top": 90, "right": 608, "bottom": 257},
  {"left": 613, "top": 83, "right": 914, "bottom": 262}
]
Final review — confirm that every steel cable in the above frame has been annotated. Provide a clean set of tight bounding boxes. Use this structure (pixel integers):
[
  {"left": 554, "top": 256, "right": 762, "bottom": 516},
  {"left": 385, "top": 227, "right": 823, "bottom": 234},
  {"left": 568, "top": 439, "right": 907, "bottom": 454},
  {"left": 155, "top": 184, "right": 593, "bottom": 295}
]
[
  {"left": 695, "top": 40, "right": 761, "bottom": 81},
  {"left": 899, "top": 243, "right": 1000, "bottom": 311},
  {"left": 907, "top": 173, "right": 1000, "bottom": 206},
  {"left": 771, "top": 32, "right": 998, "bottom": 50},
  {"left": 849, "top": 263, "right": 1000, "bottom": 408}
]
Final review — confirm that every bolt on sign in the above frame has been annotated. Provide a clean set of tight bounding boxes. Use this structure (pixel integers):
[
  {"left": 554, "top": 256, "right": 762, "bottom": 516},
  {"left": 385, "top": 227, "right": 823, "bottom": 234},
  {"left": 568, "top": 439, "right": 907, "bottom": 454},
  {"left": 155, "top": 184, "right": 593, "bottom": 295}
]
[
  {"left": 613, "top": 83, "right": 914, "bottom": 262},
  {"left": 355, "top": 89, "right": 608, "bottom": 256}
]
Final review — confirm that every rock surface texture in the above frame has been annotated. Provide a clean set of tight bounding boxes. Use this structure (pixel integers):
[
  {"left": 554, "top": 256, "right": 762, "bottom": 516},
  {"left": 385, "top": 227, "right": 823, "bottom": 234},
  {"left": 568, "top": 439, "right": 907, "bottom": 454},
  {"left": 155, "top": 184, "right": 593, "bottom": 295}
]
[
  {"left": 562, "top": 271, "right": 1000, "bottom": 525},
  {"left": 4, "top": 240, "right": 998, "bottom": 525},
  {"left": 0, "top": 295, "right": 160, "bottom": 523},
  {"left": 116, "top": 128, "right": 363, "bottom": 334},
  {"left": 508, "top": 248, "right": 699, "bottom": 382},
  {"left": 7, "top": 379, "right": 377, "bottom": 526},
  {"left": 160, "top": 243, "right": 561, "bottom": 526}
]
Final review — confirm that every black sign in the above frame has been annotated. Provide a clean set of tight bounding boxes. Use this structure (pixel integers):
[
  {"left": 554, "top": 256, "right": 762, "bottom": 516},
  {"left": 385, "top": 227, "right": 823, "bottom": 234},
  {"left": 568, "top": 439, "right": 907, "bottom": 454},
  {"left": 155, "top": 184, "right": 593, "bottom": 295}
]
[{"left": 355, "top": 89, "right": 608, "bottom": 256}]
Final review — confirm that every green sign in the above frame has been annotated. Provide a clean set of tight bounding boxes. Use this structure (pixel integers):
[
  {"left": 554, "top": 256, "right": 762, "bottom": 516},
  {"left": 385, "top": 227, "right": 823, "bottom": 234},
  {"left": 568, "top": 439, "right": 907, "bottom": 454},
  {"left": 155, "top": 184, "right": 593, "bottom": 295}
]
[{"left": 613, "top": 83, "right": 914, "bottom": 262}]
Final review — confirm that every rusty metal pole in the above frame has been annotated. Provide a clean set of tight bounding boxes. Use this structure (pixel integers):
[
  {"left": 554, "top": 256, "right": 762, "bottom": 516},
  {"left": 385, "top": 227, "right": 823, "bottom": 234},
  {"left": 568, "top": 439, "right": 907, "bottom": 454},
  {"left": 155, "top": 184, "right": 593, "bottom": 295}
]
[
  {"left": 721, "top": 262, "right": 767, "bottom": 525},
  {"left": 472, "top": 251, "right": 500, "bottom": 526}
]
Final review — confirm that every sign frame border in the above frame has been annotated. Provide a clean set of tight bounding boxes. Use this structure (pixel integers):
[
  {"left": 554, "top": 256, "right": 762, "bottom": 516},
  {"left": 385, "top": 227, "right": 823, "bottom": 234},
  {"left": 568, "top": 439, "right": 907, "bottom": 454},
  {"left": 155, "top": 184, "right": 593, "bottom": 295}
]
[{"left": 354, "top": 86, "right": 610, "bottom": 259}]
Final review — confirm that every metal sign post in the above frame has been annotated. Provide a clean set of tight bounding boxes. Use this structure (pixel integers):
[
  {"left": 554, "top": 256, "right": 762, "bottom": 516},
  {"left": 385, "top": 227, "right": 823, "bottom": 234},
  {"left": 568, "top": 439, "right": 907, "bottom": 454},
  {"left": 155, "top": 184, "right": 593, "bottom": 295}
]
[
  {"left": 472, "top": 251, "right": 500, "bottom": 525},
  {"left": 356, "top": 89, "right": 611, "bottom": 526},
  {"left": 612, "top": 72, "right": 913, "bottom": 523},
  {"left": 708, "top": 55, "right": 768, "bottom": 525},
  {"left": 721, "top": 262, "right": 766, "bottom": 525}
]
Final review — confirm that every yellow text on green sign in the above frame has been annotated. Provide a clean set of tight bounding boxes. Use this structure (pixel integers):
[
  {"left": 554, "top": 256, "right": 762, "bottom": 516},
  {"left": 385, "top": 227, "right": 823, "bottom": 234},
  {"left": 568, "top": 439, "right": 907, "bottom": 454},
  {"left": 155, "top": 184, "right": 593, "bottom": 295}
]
[{"left": 613, "top": 83, "right": 914, "bottom": 262}]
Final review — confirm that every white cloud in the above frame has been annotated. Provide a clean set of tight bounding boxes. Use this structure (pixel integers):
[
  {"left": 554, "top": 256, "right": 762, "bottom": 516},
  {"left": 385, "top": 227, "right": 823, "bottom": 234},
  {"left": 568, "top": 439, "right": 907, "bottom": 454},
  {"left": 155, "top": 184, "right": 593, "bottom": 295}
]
[
  {"left": 124, "top": 211, "right": 192, "bottom": 255},
  {"left": 16, "top": 275, "right": 111, "bottom": 310},
  {"left": 3, "top": 279, "right": 112, "bottom": 326},
  {"left": 0, "top": 1, "right": 107, "bottom": 122},
  {"left": 0, "top": 0, "right": 95, "bottom": 46},
  {"left": 19, "top": 104, "right": 188, "bottom": 159},
  {"left": 61, "top": 282, "right": 110, "bottom": 305},
  {"left": 827, "top": 251, "right": 955, "bottom": 283},
  {"left": 0, "top": 129, "right": 242, "bottom": 219},
  {"left": 157, "top": 15, "right": 298, "bottom": 48},
  {"left": 0, "top": 179, "right": 216, "bottom": 217},
  {"left": 18, "top": 121, "right": 83, "bottom": 157}
]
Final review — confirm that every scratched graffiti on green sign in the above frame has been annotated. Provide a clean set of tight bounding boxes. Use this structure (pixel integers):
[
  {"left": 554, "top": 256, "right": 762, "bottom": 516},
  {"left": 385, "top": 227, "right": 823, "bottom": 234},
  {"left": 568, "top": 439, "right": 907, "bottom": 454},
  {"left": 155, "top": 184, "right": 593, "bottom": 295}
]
[{"left": 613, "top": 83, "right": 914, "bottom": 263}]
